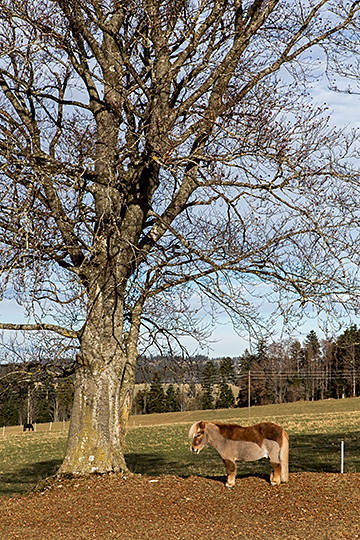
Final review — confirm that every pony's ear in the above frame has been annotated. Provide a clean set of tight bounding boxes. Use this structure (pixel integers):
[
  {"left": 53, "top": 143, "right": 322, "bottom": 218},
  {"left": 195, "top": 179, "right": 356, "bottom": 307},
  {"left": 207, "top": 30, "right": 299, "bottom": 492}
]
[{"left": 199, "top": 421, "right": 205, "bottom": 429}]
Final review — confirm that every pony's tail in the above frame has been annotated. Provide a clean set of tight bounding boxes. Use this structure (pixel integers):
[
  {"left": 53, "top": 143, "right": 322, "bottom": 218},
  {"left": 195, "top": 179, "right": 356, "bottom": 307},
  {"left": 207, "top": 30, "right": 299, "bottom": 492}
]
[{"left": 280, "top": 429, "right": 289, "bottom": 483}]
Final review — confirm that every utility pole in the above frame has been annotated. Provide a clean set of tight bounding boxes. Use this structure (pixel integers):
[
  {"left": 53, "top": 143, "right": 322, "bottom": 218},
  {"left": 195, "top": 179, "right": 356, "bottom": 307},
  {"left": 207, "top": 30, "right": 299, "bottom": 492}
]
[
  {"left": 248, "top": 370, "right": 251, "bottom": 417},
  {"left": 27, "top": 385, "right": 31, "bottom": 425}
]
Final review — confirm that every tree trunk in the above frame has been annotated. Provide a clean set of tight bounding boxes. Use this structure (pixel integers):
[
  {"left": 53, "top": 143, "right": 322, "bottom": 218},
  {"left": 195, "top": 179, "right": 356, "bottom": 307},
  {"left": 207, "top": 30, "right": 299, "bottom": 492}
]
[
  {"left": 59, "top": 277, "right": 137, "bottom": 475},
  {"left": 59, "top": 358, "right": 128, "bottom": 474}
]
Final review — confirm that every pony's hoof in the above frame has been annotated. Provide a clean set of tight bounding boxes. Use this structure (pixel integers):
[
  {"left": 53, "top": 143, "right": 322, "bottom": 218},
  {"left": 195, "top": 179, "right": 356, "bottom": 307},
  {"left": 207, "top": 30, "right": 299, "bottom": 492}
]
[
  {"left": 225, "top": 482, "right": 235, "bottom": 488},
  {"left": 270, "top": 480, "right": 280, "bottom": 486},
  {"left": 270, "top": 472, "right": 281, "bottom": 486}
]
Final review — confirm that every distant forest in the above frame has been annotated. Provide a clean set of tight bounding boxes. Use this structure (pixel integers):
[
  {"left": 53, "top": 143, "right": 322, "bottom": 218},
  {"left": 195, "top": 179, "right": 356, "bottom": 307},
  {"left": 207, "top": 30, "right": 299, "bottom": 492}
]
[
  {"left": 1, "top": 325, "right": 360, "bottom": 424},
  {"left": 133, "top": 326, "right": 360, "bottom": 414}
]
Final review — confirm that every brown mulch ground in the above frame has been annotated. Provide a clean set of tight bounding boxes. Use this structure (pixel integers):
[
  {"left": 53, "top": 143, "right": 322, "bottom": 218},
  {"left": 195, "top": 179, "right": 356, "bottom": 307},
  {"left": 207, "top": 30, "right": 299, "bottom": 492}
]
[{"left": 1, "top": 473, "right": 360, "bottom": 540}]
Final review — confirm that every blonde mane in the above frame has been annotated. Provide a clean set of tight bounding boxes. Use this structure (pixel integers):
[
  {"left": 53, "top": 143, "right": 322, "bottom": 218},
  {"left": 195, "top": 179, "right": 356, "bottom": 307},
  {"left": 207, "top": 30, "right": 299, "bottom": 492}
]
[{"left": 189, "top": 421, "right": 201, "bottom": 439}]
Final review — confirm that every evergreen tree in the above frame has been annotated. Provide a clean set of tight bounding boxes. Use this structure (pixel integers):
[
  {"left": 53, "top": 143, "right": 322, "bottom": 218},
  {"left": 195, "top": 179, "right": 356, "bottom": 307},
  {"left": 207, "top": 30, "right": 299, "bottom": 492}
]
[
  {"left": 200, "top": 361, "right": 218, "bottom": 410},
  {"left": 236, "top": 349, "right": 266, "bottom": 407},
  {"left": 133, "top": 388, "right": 148, "bottom": 414},
  {"left": 303, "top": 330, "right": 321, "bottom": 400},
  {"left": 57, "top": 377, "right": 75, "bottom": 421},
  {"left": 34, "top": 384, "right": 52, "bottom": 424},
  {"left": 335, "top": 325, "right": 360, "bottom": 397},
  {"left": 215, "top": 383, "right": 235, "bottom": 409},
  {"left": 219, "top": 357, "right": 237, "bottom": 384},
  {"left": 0, "top": 385, "right": 21, "bottom": 425},
  {"left": 165, "top": 385, "right": 181, "bottom": 412},
  {"left": 147, "top": 373, "right": 166, "bottom": 414}
]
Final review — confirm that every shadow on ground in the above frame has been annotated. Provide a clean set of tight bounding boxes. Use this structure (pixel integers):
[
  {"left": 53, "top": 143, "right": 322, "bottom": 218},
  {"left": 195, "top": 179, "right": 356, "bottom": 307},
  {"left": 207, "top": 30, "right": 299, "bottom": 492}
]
[
  {"left": 125, "top": 453, "right": 182, "bottom": 476},
  {"left": 0, "top": 459, "right": 62, "bottom": 497},
  {"left": 125, "top": 452, "right": 271, "bottom": 486},
  {"left": 290, "top": 431, "right": 360, "bottom": 474}
]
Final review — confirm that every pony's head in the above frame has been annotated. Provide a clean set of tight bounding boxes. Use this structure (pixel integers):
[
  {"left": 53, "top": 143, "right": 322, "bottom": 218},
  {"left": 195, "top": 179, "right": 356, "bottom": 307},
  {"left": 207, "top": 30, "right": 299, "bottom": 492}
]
[{"left": 189, "top": 421, "right": 209, "bottom": 454}]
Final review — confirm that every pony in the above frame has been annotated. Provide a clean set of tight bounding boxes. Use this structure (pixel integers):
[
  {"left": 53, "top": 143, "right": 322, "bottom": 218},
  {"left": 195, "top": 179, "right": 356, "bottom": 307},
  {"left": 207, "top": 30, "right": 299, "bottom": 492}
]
[{"left": 189, "top": 420, "right": 289, "bottom": 487}]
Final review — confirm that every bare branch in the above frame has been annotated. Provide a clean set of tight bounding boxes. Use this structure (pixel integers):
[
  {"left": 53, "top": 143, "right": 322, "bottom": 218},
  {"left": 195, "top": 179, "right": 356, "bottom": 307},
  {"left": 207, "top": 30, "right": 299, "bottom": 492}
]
[{"left": 0, "top": 322, "right": 79, "bottom": 338}]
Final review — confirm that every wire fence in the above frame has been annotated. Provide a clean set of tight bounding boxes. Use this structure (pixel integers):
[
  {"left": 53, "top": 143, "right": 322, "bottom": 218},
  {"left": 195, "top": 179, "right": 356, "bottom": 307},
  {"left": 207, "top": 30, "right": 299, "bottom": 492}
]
[{"left": 1, "top": 420, "right": 69, "bottom": 436}]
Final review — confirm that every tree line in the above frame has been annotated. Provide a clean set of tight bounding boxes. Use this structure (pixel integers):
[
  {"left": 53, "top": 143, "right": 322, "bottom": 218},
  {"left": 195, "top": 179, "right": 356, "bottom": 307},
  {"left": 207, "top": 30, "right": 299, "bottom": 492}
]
[
  {"left": 1, "top": 325, "right": 360, "bottom": 423},
  {"left": 0, "top": 367, "right": 74, "bottom": 427},
  {"left": 133, "top": 356, "right": 237, "bottom": 414},
  {"left": 133, "top": 326, "right": 360, "bottom": 413},
  {"left": 237, "top": 327, "right": 360, "bottom": 406}
]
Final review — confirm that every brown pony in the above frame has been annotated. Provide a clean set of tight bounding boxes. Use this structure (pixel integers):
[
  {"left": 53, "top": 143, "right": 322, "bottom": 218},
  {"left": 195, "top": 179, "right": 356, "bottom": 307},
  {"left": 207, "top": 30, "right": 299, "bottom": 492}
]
[{"left": 189, "top": 420, "right": 289, "bottom": 487}]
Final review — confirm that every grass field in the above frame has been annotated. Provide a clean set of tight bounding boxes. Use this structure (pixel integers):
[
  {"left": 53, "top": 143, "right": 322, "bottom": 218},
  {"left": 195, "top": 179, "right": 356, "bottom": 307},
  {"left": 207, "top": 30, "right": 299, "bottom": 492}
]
[{"left": 1, "top": 397, "right": 360, "bottom": 498}]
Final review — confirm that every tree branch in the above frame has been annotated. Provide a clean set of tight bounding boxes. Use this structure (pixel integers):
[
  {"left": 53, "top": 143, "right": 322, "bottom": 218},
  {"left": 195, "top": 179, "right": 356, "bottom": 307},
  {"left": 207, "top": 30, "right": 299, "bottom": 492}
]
[{"left": 0, "top": 322, "right": 79, "bottom": 339}]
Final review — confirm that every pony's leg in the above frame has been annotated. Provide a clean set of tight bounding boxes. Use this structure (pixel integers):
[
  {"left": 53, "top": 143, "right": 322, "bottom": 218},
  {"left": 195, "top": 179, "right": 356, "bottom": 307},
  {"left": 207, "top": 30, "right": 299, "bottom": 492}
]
[
  {"left": 269, "top": 461, "right": 281, "bottom": 486},
  {"left": 280, "top": 431, "right": 289, "bottom": 483},
  {"left": 223, "top": 459, "right": 237, "bottom": 488}
]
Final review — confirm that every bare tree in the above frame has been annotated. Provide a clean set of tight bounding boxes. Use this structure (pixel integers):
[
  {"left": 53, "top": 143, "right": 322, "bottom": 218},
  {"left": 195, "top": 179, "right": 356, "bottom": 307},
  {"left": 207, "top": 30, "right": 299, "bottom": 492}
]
[{"left": 0, "top": 0, "right": 360, "bottom": 475}]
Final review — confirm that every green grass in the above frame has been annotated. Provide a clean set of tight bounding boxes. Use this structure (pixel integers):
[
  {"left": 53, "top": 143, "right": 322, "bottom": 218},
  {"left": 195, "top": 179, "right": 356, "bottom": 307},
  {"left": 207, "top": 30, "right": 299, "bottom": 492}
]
[
  {"left": 0, "top": 432, "right": 67, "bottom": 497},
  {"left": 1, "top": 398, "right": 360, "bottom": 497}
]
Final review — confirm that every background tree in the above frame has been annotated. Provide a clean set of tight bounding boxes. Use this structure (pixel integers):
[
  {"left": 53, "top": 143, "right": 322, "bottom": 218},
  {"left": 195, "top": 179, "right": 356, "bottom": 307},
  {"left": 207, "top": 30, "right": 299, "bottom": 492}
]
[
  {"left": 263, "top": 341, "right": 289, "bottom": 404},
  {"left": 165, "top": 384, "right": 181, "bottom": 412},
  {"left": 133, "top": 387, "right": 148, "bottom": 415},
  {"left": 0, "top": 331, "right": 75, "bottom": 424},
  {"left": 53, "top": 377, "right": 75, "bottom": 421},
  {"left": 215, "top": 357, "right": 236, "bottom": 408},
  {"left": 335, "top": 325, "right": 360, "bottom": 397},
  {"left": 320, "top": 338, "right": 335, "bottom": 400},
  {"left": 1, "top": 0, "right": 360, "bottom": 475},
  {"left": 283, "top": 338, "right": 305, "bottom": 402},
  {"left": 303, "top": 330, "right": 321, "bottom": 401},
  {"left": 200, "top": 360, "right": 218, "bottom": 410},
  {"left": 0, "top": 381, "right": 22, "bottom": 425},
  {"left": 236, "top": 348, "right": 266, "bottom": 406},
  {"left": 215, "top": 382, "right": 235, "bottom": 409},
  {"left": 147, "top": 372, "right": 166, "bottom": 413},
  {"left": 218, "top": 357, "right": 237, "bottom": 384}
]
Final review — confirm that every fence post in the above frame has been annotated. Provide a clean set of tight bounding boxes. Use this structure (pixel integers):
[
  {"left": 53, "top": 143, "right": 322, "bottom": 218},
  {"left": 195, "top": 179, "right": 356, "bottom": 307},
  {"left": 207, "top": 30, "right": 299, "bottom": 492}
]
[{"left": 340, "top": 440, "right": 344, "bottom": 473}]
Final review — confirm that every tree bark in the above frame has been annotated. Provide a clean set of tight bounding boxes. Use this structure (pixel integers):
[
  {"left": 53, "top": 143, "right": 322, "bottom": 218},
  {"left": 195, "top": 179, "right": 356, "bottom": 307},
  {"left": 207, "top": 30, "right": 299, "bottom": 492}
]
[
  {"left": 59, "top": 275, "right": 137, "bottom": 475},
  {"left": 59, "top": 351, "right": 128, "bottom": 475}
]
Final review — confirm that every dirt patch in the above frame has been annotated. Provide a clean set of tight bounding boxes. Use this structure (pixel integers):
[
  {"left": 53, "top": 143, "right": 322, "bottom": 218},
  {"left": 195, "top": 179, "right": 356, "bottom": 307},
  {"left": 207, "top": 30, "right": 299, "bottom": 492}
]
[{"left": 2, "top": 473, "right": 360, "bottom": 539}]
